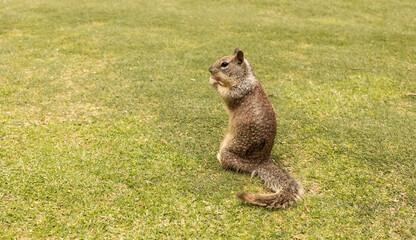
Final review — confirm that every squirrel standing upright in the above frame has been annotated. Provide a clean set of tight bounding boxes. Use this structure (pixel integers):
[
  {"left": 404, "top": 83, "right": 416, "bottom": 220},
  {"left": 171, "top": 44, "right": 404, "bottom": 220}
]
[{"left": 208, "top": 48, "right": 303, "bottom": 208}]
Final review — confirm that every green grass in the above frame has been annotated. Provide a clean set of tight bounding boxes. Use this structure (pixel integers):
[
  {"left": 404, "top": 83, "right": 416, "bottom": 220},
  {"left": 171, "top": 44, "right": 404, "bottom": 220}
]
[{"left": 1, "top": 0, "right": 415, "bottom": 238}]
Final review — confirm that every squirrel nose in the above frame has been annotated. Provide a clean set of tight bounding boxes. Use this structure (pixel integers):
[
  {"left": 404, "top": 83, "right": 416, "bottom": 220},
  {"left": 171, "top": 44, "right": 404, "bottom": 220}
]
[{"left": 209, "top": 65, "right": 214, "bottom": 74}]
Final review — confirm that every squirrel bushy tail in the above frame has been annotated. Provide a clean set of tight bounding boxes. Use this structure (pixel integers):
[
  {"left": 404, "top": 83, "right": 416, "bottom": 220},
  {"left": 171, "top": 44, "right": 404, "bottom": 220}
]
[{"left": 236, "top": 162, "right": 303, "bottom": 209}]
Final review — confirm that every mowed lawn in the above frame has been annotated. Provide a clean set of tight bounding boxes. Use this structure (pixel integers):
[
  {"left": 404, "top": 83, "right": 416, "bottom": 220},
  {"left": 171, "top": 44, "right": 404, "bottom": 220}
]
[{"left": 1, "top": 0, "right": 415, "bottom": 238}]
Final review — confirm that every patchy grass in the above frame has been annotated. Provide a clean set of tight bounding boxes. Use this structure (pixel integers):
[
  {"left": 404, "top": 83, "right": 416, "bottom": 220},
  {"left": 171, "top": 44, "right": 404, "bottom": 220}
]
[{"left": 1, "top": 0, "right": 415, "bottom": 238}]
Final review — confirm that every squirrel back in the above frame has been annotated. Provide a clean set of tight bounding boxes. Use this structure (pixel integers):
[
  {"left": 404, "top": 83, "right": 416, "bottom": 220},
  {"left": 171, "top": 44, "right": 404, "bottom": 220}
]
[{"left": 209, "top": 48, "right": 303, "bottom": 209}]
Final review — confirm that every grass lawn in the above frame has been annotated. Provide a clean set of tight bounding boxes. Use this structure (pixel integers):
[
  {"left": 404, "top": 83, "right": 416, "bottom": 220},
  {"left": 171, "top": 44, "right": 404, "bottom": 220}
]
[{"left": 1, "top": 0, "right": 415, "bottom": 238}]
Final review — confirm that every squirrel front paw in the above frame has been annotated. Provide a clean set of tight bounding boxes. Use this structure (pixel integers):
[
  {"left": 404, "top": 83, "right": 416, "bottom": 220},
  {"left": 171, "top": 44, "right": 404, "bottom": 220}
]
[{"left": 216, "top": 152, "right": 222, "bottom": 163}]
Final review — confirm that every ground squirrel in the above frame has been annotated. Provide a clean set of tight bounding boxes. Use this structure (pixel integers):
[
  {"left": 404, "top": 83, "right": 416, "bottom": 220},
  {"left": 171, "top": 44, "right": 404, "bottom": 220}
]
[{"left": 208, "top": 48, "right": 303, "bottom": 209}]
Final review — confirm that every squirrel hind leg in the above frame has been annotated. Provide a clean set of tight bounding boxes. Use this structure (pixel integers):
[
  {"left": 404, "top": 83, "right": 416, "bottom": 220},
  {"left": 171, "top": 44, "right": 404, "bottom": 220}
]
[{"left": 217, "top": 149, "right": 260, "bottom": 173}]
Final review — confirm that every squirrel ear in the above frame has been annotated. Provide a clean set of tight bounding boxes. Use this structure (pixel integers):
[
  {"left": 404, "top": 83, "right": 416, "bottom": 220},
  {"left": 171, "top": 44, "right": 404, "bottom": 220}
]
[{"left": 235, "top": 48, "right": 244, "bottom": 64}]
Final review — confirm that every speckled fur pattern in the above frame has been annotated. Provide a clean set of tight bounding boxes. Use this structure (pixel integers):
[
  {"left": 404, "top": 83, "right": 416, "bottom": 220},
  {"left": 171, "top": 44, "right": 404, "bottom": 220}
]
[{"left": 209, "top": 48, "right": 303, "bottom": 209}]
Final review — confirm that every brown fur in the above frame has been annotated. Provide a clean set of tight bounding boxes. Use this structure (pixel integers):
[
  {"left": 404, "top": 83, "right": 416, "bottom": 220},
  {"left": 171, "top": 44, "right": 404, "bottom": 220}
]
[{"left": 209, "top": 48, "right": 303, "bottom": 209}]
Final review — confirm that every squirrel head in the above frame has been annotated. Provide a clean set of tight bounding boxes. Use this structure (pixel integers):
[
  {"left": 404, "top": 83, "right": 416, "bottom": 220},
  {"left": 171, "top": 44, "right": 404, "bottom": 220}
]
[{"left": 209, "top": 47, "right": 248, "bottom": 88}]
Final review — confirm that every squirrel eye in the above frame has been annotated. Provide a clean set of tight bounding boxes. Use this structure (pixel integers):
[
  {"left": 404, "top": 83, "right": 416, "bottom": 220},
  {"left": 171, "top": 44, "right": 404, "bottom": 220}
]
[{"left": 221, "top": 62, "right": 229, "bottom": 67}]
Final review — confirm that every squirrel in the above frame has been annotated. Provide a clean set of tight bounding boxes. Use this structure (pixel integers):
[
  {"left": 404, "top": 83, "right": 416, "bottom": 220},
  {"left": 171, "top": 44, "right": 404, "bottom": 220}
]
[{"left": 208, "top": 47, "right": 303, "bottom": 209}]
